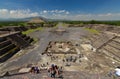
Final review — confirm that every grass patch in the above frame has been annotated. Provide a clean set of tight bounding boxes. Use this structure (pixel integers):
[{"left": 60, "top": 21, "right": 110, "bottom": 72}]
[
  {"left": 84, "top": 28, "right": 99, "bottom": 34},
  {"left": 32, "top": 38, "right": 39, "bottom": 43},
  {"left": 22, "top": 27, "right": 43, "bottom": 35}
]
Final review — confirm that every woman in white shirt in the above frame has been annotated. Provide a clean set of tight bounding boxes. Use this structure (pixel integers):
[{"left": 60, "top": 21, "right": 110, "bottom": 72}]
[{"left": 115, "top": 66, "right": 120, "bottom": 77}]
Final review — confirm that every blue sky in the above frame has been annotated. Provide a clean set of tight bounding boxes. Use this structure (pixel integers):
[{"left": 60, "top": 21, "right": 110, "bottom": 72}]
[{"left": 0, "top": 0, "right": 120, "bottom": 20}]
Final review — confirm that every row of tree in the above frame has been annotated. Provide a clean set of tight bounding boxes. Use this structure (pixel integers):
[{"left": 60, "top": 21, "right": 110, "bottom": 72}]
[
  {"left": 0, "top": 21, "right": 27, "bottom": 28},
  {"left": 0, "top": 20, "right": 120, "bottom": 28},
  {"left": 62, "top": 20, "right": 120, "bottom": 26}
]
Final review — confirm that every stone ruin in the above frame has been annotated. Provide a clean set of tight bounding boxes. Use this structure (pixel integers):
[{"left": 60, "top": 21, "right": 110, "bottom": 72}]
[
  {"left": 0, "top": 32, "right": 33, "bottom": 62},
  {"left": 41, "top": 41, "right": 88, "bottom": 69},
  {"left": 44, "top": 41, "right": 76, "bottom": 54}
]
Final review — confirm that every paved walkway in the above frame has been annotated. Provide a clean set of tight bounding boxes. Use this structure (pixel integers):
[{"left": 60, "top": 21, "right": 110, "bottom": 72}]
[{"left": 0, "top": 71, "right": 119, "bottom": 79}]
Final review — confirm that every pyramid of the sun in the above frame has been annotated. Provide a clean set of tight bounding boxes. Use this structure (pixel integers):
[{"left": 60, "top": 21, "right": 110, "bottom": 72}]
[{"left": 27, "top": 17, "right": 45, "bottom": 24}]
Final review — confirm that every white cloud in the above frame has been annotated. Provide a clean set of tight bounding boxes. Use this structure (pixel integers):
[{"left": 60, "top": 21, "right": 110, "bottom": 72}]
[
  {"left": 1, "top": 8, "right": 120, "bottom": 20},
  {"left": 0, "top": 9, "right": 39, "bottom": 18},
  {"left": 66, "top": 11, "right": 70, "bottom": 14},
  {"left": 0, "top": 9, "right": 9, "bottom": 14},
  {"left": 41, "top": 9, "right": 70, "bottom": 14},
  {"left": 45, "top": 13, "right": 120, "bottom": 20},
  {"left": 98, "top": 13, "right": 113, "bottom": 17},
  {"left": 43, "top": 10, "right": 48, "bottom": 13}
]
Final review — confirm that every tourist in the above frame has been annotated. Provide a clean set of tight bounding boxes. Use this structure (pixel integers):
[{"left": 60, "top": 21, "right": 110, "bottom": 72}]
[
  {"left": 108, "top": 66, "right": 120, "bottom": 77},
  {"left": 58, "top": 66, "right": 63, "bottom": 79},
  {"left": 54, "top": 65, "right": 59, "bottom": 75},
  {"left": 30, "top": 66, "right": 40, "bottom": 74},
  {"left": 47, "top": 62, "right": 49, "bottom": 65},
  {"left": 58, "top": 66, "right": 63, "bottom": 75},
  {"left": 114, "top": 66, "right": 120, "bottom": 77},
  {"left": 62, "top": 59, "right": 65, "bottom": 63},
  {"left": 50, "top": 64, "right": 56, "bottom": 78},
  {"left": 48, "top": 64, "right": 58, "bottom": 78},
  {"left": 30, "top": 66, "right": 35, "bottom": 73},
  {"left": 34, "top": 66, "right": 40, "bottom": 74}
]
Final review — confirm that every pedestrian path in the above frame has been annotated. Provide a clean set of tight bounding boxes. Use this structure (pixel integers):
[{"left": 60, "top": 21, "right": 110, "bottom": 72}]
[{"left": 1, "top": 70, "right": 118, "bottom": 79}]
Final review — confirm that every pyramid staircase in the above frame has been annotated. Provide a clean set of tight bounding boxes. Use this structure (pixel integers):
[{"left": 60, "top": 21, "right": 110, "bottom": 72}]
[
  {"left": 0, "top": 32, "right": 33, "bottom": 63},
  {"left": 0, "top": 37, "right": 20, "bottom": 62},
  {"left": 89, "top": 32, "right": 120, "bottom": 61}
]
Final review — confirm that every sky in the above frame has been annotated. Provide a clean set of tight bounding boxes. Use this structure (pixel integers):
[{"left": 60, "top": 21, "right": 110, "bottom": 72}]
[{"left": 0, "top": 0, "right": 120, "bottom": 20}]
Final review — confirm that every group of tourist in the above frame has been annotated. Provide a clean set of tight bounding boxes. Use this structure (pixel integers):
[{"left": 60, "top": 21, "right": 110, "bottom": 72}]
[
  {"left": 29, "top": 63, "right": 63, "bottom": 78},
  {"left": 30, "top": 66, "right": 40, "bottom": 74},
  {"left": 48, "top": 64, "right": 63, "bottom": 78}
]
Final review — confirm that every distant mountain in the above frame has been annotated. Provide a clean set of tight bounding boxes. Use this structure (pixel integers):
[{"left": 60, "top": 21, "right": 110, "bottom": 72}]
[
  {"left": 0, "top": 16, "right": 48, "bottom": 22},
  {"left": 0, "top": 16, "right": 71, "bottom": 22}
]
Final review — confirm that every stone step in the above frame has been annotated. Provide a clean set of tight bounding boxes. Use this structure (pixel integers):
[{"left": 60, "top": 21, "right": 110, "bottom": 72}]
[
  {"left": 18, "top": 33, "right": 33, "bottom": 43},
  {"left": 112, "top": 39, "right": 120, "bottom": 45},
  {"left": 104, "top": 45, "right": 120, "bottom": 54},
  {"left": 19, "top": 34, "right": 26, "bottom": 38},
  {"left": 8, "top": 34, "right": 30, "bottom": 49},
  {"left": 13, "top": 27, "right": 22, "bottom": 31},
  {"left": 24, "top": 36, "right": 30, "bottom": 41},
  {"left": 103, "top": 47, "right": 120, "bottom": 61},
  {"left": 19, "top": 27, "right": 28, "bottom": 31},
  {"left": 0, "top": 46, "right": 20, "bottom": 62},
  {"left": 0, "top": 37, "right": 6, "bottom": 43},
  {"left": 108, "top": 41, "right": 120, "bottom": 50},
  {"left": 28, "top": 38, "right": 33, "bottom": 43},
  {"left": 0, "top": 40, "right": 12, "bottom": 49},
  {"left": 0, "top": 44, "right": 16, "bottom": 56},
  {"left": 99, "top": 48, "right": 120, "bottom": 61},
  {"left": 112, "top": 37, "right": 120, "bottom": 43}
]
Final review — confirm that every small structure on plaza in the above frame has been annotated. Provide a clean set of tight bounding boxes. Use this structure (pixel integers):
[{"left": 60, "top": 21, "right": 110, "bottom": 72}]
[{"left": 44, "top": 41, "right": 76, "bottom": 54}]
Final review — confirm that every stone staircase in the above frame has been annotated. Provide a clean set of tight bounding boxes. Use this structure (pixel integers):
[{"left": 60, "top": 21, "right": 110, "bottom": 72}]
[
  {"left": 88, "top": 31, "right": 120, "bottom": 62},
  {"left": 18, "top": 33, "right": 33, "bottom": 44},
  {"left": 89, "top": 33, "right": 115, "bottom": 49},
  {"left": 8, "top": 32, "right": 33, "bottom": 49},
  {"left": 0, "top": 32, "right": 33, "bottom": 63},
  {"left": 0, "top": 26, "right": 39, "bottom": 32},
  {"left": 0, "top": 37, "right": 20, "bottom": 62},
  {"left": 98, "top": 36, "right": 120, "bottom": 61}
]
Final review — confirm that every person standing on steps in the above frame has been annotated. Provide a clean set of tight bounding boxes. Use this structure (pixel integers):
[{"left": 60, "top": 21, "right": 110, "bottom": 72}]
[{"left": 48, "top": 64, "right": 59, "bottom": 79}]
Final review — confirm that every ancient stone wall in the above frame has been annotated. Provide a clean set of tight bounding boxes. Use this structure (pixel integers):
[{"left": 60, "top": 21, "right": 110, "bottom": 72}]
[
  {"left": 89, "top": 33, "right": 120, "bottom": 61},
  {"left": 98, "top": 36, "right": 120, "bottom": 61},
  {"left": 84, "top": 24, "right": 120, "bottom": 33},
  {"left": 0, "top": 32, "right": 33, "bottom": 62},
  {"left": 0, "top": 36, "right": 20, "bottom": 62}
]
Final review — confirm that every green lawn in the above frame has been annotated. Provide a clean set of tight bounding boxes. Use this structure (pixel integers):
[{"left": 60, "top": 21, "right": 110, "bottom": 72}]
[
  {"left": 22, "top": 27, "right": 43, "bottom": 35},
  {"left": 84, "top": 28, "right": 99, "bottom": 34}
]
